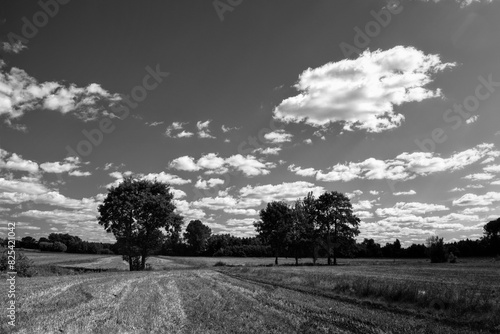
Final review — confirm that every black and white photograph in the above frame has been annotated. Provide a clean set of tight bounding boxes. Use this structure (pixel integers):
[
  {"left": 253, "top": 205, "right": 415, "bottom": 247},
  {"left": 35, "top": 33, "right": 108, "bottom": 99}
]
[{"left": 1, "top": 0, "right": 500, "bottom": 333}]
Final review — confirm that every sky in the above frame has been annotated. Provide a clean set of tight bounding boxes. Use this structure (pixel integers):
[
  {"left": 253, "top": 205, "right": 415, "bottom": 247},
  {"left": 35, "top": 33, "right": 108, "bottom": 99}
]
[{"left": 0, "top": 0, "right": 500, "bottom": 246}]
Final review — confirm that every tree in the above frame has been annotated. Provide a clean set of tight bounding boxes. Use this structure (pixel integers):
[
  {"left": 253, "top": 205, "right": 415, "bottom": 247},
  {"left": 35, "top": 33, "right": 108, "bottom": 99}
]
[
  {"left": 315, "top": 191, "right": 360, "bottom": 265},
  {"left": 98, "top": 177, "right": 179, "bottom": 271},
  {"left": 21, "top": 236, "right": 37, "bottom": 249},
  {"left": 255, "top": 201, "right": 293, "bottom": 265},
  {"left": 52, "top": 241, "right": 67, "bottom": 252},
  {"left": 184, "top": 220, "right": 212, "bottom": 255},
  {"left": 484, "top": 218, "right": 500, "bottom": 256},
  {"left": 290, "top": 199, "right": 315, "bottom": 265},
  {"left": 426, "top": 236, "right": 446, "bottom": 263}
]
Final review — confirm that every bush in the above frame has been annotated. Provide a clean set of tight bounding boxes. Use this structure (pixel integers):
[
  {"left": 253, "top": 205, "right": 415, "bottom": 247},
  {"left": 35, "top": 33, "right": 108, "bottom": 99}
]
[
  {"left": 99, "top": 249, "right": 114, "bottom": 255},
  {"left": 427, "top": 236, "right": 447, "bottom": 263},
  {"left": 448, "top": 252, "right": 457, "bottom": 263},
  {"left": 0, "top": 247, "right": 36, "bottom": 277},
  {"left": 53, "top": 241, "right": 67, "bottom": 252},
  {"left": 39, "top": 242, "right": 54, "bottom": 252},
  {"left": 214, "top": 261, "right": 227, "bottom": 267}
]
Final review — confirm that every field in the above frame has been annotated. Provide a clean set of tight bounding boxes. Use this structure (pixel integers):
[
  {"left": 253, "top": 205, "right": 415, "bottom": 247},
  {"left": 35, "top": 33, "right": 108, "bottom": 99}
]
[{"left": 2, "top": 253, "right": 500, "bottom": 333}]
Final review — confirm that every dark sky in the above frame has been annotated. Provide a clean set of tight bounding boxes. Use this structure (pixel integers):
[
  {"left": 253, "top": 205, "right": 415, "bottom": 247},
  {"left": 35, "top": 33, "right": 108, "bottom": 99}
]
[{"left": 1, "top": 0, "right": 500, "bottom": 244}]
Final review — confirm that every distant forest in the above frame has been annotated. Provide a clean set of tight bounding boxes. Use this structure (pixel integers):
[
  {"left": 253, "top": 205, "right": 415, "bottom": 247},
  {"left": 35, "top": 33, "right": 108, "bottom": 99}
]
[{"left": 6, "top": 220, "right": 499, "bottom": 262}]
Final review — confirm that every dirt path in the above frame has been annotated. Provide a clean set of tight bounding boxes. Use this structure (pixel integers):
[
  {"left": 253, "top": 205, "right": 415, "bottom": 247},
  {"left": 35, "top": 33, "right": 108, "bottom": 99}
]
[{"left": 3, "top": 269, "right": 483, "bottom": 334}]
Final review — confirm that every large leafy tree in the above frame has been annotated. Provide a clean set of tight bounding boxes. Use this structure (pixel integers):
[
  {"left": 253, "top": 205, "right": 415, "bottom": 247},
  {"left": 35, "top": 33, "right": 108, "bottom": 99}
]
[
  {"left": 315, "top": 191, "right": 360, "bottom": 265},
  {"left": 255, "top": 201, "right": 293, "bottom": 265},
  {"left": 98, "top": 177, "right": 181, "bottom": 270},
  {"left": 484, "top": 218, "right": 500, "bottom": 255},
  {"left": 184, "top": 220, "right": 212, "bottom": 255},
  {"left": 290, "top": 197, "right": 316, "bottom": 265}
]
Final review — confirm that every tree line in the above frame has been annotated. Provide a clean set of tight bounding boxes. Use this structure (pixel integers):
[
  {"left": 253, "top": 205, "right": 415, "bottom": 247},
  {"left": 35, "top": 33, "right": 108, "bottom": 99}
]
[{"left": 4, "top": 177, "right": 499, "bottom": 271}]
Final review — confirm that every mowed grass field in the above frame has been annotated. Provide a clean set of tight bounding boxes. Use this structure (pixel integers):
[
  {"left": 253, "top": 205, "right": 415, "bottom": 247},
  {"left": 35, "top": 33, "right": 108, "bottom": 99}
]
[{"left": 2, "top": 253, "right": 499, "bottom": 333}]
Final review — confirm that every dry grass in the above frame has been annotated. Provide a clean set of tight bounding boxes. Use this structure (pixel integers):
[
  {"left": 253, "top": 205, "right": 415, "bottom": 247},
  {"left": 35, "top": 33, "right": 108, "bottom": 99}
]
[{"left": 2, "top": 255, "right": 497, "bottom": 333}]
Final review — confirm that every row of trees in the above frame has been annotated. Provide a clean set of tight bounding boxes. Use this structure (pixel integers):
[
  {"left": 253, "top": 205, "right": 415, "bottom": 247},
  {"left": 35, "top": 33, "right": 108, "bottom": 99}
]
[
  {"left": 255, "top": 191, "right": 360, "bottom": 265},
  {"left": 7, "top": 178, "right": 498, "bottom": 271},
  {"left": 163, "top": 222, "right": 272, "bottom": 257},
  {"left": 11, "top": 234, "right": 115, "bottom": 254}
]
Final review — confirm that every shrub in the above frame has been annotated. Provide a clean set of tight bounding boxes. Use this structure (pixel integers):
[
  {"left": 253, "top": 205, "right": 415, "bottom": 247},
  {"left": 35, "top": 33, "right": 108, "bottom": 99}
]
[
  {"left": 448, "top": 252, "right": 457, "bottom": 263},
  {"left": 214, "top": 261, "right": 227, "bottom": 267},
  {"left": 39, "top": 242, "right": 54, "bottom": 252},
  {"left": 52, "top": 241, "right": 67, "bottom": 252},
  {"left": 0, "top": 247, "right": 36, "bottom": 277},
  {"left": 100, "top": 249, "right": 114, "bottom": 255},
  {"left": 427, "top": 236, "right": 447, "bottom": 263}
]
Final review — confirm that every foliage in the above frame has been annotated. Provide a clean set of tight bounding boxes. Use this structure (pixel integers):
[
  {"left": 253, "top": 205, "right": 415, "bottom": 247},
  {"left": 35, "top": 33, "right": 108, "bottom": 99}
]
[
  {"left": 98, "top": 177, "right": 181, "bottom": 270},
  {"left": 0, "top": 247, "right": 36, "bottom": 277},
  {"left": 255, "top": 201, "right": 293, "bottom": 265},
  {"left": 39, "top": 241, "right": 55, "bottom": 252},
  {"left": 427, "top": 236, "right": 447, "bottom": 263},
  {"left": 314, "top": 191, "right": 360, "bottom": 265},
  {"left": 184, "top": 220, "right": 212, "bottom": 255},
  {"left": 53, "top": 241, "right": 67, "bottom": 252}
]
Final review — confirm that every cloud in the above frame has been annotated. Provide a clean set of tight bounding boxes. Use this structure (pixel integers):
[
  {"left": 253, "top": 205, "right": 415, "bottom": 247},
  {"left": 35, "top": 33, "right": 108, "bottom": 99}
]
[
  {"left": 195, "top": 178, "right": 225, "bottom": 189},
  {"left": 393, "top": 190, "right": 417, "bottom": 196},
  {"left": 173, "top": 199, "right": 206, "bottom": 221},
  {"left": 273, "top": 46, "right": 456, "bottom": 132},
  {"left": 40, "top": 157, "right": 85, "bottom": 174},
  {"left": 452, "top": 192, "right": 500, "bottom": 206},
  {"left": 0, "top": 175, "right": 101, "bottom": 212},
  {"left": 1, "top": 41, "right": 27, "bottom": 54},
  {"left": 352, "top": 200, "right": 373, "bottom": 210},
  {"left": 466, "top": 115, "right": 479, "bottom": 124},
  {"left": 484, "top": 165, "right": 500, "bottom": 173},
  {"left": 239, "top": 181, "right": 325, "bottom": 203},
  {"left": 421, "top": 0, "right": 499, "bottom": 8},
  {"left": 146, "top": 121, "right": 164, "bottom": 127},
  {"left": 68, "top": 170, "right": 91, "bottom": 177},
  {"left": 463, "top": 173, "right": 494, "bottom": 181},
  {"left": 289, "top": 143, "right": 498, "bottom": 182},
  {"left": 0, "top": 149, "right": 39, "bottom": 173},
  {"left": 141, "top": 172, "right": 191, "bottom": 185},
  {"left": 197, "top": 120, "right": 215, "bottom": 139},
  {"left": 107, "top": 171, "right": 191, "bottom": 188},
  {"left": 376, "top": 202, "right": 449, "bottom": 217},
  {"left": 0, "top": 61, "right": 121, "bottom": 122},
  {"left": 253, "top": 147, "right": 282, "bottom": 155},
  {"left": 170, "top": 153, "right": 275, "bottom": 177},
  {"left": 165, "top": 122, "right": 192, "bottom": 138},
  {"left": 264, "top": 130, "right": 293, "bottom": 144},
  {"left": 223, "top": 208, "right": 258, "bottom": 216},
  {"left": 169, "top": 156, "right": 200, "bottom": 172},
  {"left": 221, "top": 125, "right": 240, "bottom": 133}
]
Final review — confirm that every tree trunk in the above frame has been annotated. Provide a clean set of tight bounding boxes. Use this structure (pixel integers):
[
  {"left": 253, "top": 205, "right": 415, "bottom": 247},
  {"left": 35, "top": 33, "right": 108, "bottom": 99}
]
[
  {"left": 295, "top": 256, "right": 298, "bottom": 266},
  {"left": 333, "top": 249, "right": 337, "bottom": 266},
  {"left": 141, "top": 255, "right": 146, "bottom": 270},
  {"left": 128, "top": 255, "right": 133, "bottom": 271},
  {"left": 275, "top": 256, "right": 278, "bottom": 265},
  {"left": 328, "top": 256, "right": 331, "bottom": 265}
]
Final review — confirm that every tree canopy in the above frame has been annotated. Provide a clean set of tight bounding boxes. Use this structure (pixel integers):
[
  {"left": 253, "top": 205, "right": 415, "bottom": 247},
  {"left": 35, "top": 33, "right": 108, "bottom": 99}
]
[
  {"left": 184, "top": 220, "right": 212, "bottom": 255},
  {"left": 98, "top": 177, "right": 182, "bottom": 270}
]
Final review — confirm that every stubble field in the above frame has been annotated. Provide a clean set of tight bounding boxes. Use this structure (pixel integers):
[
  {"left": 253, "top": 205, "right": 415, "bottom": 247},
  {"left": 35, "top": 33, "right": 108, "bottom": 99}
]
[{"left": 1, "top": 253, "right": 499, "bottom": 333}]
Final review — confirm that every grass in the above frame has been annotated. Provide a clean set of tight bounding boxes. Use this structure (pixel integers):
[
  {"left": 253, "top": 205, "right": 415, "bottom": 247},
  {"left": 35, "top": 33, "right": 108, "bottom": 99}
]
[{"left": 3, "top": 253, "right": 498, "bottom": 333}]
